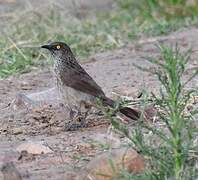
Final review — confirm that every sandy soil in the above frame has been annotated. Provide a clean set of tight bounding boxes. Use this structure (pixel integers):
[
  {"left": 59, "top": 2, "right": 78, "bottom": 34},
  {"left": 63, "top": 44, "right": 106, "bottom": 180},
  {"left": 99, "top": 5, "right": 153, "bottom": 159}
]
[{"left": 0, "top": 27, "right": 197, "bottom": 179}]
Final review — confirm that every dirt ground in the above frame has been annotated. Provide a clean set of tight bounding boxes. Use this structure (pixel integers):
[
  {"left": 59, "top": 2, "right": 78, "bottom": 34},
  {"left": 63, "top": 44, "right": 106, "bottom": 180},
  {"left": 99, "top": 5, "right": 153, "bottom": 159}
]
[{"left": 0, "top": 26, "right": 197, "bottom": 179}]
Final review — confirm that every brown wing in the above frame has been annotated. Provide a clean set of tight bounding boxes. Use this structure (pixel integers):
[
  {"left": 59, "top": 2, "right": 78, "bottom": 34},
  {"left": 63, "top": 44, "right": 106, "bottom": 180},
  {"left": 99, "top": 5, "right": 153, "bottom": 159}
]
[
  {"left": 60, "top": 59, "right": 140, "bottom": 120},
  {"left": 61, "top": 62, "right": 105, "bottom": 98}
]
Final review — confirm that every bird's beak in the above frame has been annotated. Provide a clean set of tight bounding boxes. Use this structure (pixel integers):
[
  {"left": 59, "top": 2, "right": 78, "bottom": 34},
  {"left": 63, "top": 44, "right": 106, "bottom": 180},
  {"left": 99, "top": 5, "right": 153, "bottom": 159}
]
[{"left": 41, "top": 44, "right": 51, "bottom": 50}]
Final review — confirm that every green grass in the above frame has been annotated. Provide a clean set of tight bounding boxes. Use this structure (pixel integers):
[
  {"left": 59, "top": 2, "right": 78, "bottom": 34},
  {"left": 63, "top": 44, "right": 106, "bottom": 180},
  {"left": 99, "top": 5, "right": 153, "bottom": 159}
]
[
  {"left": 101, "top": 45, "right": 198, "bottom": 179},
  {"left": 0, "top": 0, "right": 198, "bottom": 78},
  {"left": 116, "top": 0, "right": 198, "bottom": 19}
]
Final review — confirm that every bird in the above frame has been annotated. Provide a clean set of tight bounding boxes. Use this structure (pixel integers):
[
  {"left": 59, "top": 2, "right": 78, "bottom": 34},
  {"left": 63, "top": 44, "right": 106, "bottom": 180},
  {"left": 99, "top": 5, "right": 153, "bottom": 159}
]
[{"left": 41, "top": 42, "right": 140, "bottom": 130}]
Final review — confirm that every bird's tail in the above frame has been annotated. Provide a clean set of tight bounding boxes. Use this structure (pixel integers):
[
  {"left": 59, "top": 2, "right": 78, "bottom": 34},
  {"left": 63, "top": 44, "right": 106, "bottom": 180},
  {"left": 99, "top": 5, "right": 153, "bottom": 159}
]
[{"left": 102, "top": 96, "right": 140, "bottom": 120}]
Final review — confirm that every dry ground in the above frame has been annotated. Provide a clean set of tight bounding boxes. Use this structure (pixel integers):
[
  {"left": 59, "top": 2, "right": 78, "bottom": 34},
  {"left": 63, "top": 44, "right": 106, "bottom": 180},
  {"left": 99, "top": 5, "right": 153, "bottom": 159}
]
[{"left": 0, "top": 27, "right": 197, "bottom": 179}]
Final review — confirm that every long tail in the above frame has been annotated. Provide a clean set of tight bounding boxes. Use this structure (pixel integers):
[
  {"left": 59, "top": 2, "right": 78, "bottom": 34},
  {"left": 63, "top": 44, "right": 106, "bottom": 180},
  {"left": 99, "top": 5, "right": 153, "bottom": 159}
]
[{"left": 102, "top": 97, "right": 140, "bottom": 120}]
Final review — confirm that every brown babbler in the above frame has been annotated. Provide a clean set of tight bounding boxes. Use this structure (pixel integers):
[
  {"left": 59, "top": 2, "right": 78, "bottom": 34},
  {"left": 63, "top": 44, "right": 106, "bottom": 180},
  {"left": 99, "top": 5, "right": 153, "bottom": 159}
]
[{"left": 41, "top": 42, "right": 140, "bottom": 130}]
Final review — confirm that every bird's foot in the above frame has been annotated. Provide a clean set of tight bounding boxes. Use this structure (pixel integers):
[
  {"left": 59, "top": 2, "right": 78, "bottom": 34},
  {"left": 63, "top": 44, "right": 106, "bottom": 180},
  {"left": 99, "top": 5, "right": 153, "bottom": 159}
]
[{"left": 65, "top": 112, "right": 88, "bottom": 131}]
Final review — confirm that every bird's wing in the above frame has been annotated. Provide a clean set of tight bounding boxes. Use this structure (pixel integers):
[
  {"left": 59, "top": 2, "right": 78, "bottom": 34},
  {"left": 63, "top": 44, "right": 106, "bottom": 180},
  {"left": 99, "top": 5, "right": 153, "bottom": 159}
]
[
  {"left": 61, "top": 62, "right": 105, "bottom": 98},
  {"left": 60, "top": 60, "right": 141, "bottom": 120}
]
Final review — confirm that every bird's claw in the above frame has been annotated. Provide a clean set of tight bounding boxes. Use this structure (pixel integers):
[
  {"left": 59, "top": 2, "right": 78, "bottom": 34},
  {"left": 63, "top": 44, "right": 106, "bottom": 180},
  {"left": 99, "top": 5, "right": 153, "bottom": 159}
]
[
  {"left": 65, "top": 120, "right": 88, "bottom": 131},
  {"left": 65, "top": 113, "right": 88, "bottom": 131}
]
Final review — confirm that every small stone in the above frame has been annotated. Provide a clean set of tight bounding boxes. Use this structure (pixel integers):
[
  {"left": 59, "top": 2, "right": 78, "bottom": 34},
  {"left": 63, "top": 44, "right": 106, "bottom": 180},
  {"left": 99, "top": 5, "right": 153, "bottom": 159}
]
[
  {"left": 12, "top": 128, "right": 23, "bottom": 135},
  {"left": 16, "top": 141, "right": 53, "bottom": 155},
  {"left": 80, "top": 148, "right": 144, "bottom": 180}
]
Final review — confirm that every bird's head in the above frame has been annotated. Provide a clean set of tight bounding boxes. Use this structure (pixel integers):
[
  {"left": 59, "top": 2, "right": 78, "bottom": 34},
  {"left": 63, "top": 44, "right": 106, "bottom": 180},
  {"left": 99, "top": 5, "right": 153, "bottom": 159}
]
[{"left": 41, "top": 42, "right": 73, "bottom": 59}]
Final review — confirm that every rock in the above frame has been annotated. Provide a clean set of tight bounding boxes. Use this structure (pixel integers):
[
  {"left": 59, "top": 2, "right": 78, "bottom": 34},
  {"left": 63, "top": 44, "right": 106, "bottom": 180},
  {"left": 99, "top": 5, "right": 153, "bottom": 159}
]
[
  {"left": 11, "top": 93, "right": 38, "bottom": 111},
  {"left": 11, "top": 88, "right": 61, "bottom": 111},
  {"left": 12, "top": 128, "right": 23, "bottom": 135},
  {"left": 27, "top": 87, "right": 60, "bottom": 105},
  {"left": 1, "top": 162, "right": 22, "bottom": 180},
  {"left": 16, "top": 141, "right": 53, "bottom": 155},
  {"left": 80, "top": 148, "right": 144, "bottom": 180}
]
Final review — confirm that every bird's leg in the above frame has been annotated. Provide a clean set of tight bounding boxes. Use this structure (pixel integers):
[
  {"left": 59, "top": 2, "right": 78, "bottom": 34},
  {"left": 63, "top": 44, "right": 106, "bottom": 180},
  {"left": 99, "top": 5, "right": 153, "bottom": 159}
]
[
  {"left": 80, "top": 101, "right": 92, "bottom": 119},
  {"left": 65, "top": 102, "right": 91, "bottom": 131},
  {"left": 69, "top": 108, "right": 77, "bottom": 120},
  {"left": 65, "top": 107, "right": 81, "bottom": 131}
]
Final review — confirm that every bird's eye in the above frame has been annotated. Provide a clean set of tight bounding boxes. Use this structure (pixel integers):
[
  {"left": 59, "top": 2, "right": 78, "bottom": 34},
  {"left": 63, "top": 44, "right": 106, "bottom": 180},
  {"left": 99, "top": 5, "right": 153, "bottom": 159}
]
[{"left": 56, "top": 45, "right": 61, "bottom": 49}]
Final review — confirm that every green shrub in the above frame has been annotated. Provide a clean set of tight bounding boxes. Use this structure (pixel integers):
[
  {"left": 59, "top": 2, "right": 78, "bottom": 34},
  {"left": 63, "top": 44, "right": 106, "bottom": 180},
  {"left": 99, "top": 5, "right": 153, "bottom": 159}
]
[{"left": 102, "top": 45, "right": 198, "bottom": 179}]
